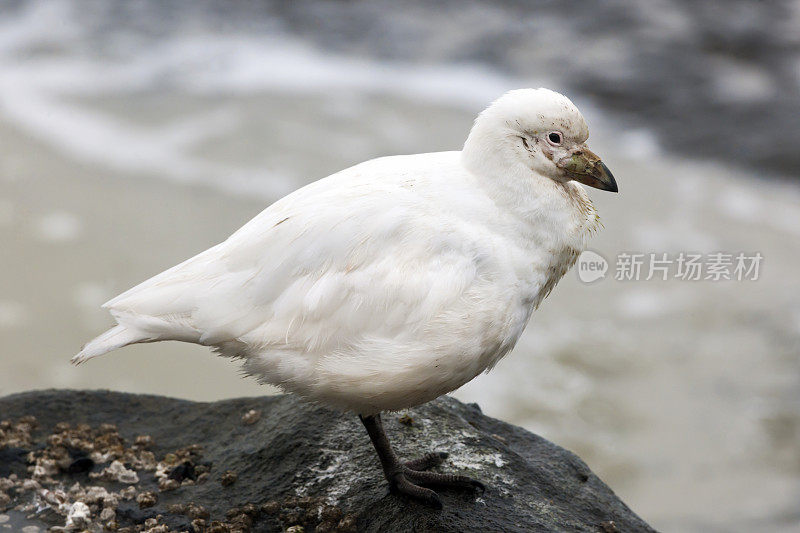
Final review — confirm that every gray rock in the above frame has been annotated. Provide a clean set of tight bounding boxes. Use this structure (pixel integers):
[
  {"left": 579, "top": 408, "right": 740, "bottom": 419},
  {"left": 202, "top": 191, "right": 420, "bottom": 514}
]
[{"left": 0, "top": 390, "right": 655, "bottom": 532}]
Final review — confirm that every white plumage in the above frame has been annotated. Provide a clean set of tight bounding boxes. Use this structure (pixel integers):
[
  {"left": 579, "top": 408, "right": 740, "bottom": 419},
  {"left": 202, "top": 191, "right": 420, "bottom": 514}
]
[{"left": 74, "top": 88, "right": 615, "bottom": 416}]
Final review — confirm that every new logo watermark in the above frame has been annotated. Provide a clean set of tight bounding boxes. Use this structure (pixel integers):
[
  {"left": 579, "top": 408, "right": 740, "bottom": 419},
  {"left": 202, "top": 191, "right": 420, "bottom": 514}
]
[
  {"left": 576, "top": 250, "right": 763, "bottom": 283},
  {"left": 577, "top": 250, "right": 609, "bottom": 283}
]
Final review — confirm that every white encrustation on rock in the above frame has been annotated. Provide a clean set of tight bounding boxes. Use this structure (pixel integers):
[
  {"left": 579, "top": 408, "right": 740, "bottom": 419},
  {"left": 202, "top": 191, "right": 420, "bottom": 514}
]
[
  {"left": 64, "top": 501, "right": 91, "bottom": 530},
  {"left": 74, "top": 88, "right": 617, "bottom": 508}
]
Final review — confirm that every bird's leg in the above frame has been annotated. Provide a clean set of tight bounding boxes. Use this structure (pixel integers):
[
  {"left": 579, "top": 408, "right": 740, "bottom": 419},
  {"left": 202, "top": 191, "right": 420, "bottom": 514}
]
[{"left": 358, "top": 413, "right": 484, "bottom": 509}]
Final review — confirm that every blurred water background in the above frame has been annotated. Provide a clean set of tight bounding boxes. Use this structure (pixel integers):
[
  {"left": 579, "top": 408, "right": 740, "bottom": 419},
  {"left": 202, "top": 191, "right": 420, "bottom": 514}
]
[{"left": 1, "top": 1, "right": 800, "bottom": 531}]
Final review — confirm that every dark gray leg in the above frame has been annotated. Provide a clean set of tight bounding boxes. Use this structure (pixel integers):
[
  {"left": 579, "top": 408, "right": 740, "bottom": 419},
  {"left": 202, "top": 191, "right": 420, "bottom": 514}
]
[{"left": 359, "top": 413, "right": 485, "bottom": 509}]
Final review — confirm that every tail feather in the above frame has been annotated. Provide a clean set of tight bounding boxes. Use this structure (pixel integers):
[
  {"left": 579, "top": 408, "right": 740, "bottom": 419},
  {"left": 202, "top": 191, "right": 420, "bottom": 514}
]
[{"left": 72, "top": 324, "right": 147, "bottom": 365}]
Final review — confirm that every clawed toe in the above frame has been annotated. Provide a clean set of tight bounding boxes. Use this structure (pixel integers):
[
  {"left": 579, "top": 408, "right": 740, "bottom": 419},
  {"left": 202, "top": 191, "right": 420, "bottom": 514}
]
[
  {"left": 401, "top": 451, "right": 485, "bottom": 497},
  {"left": 403, "top": 451, "right": 448, "bottom": 471},
  {"left": 389, "top": 468, "right": 484, "bottom": 508},
  {"left": 403, "top": 468, "right": 485, "bottom": 492},
  {"left": 391, "top": 473, "right": 443, "bottom": 509}
]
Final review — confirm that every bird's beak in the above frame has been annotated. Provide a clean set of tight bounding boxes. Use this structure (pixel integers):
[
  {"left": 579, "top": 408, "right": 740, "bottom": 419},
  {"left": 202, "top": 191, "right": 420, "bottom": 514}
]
[{"left": 557, "top": 147, "right": 618, "bottom": 193}]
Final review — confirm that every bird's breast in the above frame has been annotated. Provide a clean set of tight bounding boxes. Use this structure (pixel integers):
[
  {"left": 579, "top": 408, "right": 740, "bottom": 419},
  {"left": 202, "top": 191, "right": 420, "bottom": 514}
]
[{"left": 504, "top": 218, "right": 586, "bottom": 313}]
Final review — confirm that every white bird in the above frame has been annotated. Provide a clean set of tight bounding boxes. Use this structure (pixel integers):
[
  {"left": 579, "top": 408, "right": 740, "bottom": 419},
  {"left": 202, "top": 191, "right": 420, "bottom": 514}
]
[{"left": 74, "top": 88, "right": 617, "bottom": 508}]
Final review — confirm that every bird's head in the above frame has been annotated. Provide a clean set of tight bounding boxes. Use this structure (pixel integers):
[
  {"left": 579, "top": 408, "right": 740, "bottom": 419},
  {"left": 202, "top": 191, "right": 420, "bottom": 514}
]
[{"left": 463, "top": 88, "right": 617, "bottom": 193}]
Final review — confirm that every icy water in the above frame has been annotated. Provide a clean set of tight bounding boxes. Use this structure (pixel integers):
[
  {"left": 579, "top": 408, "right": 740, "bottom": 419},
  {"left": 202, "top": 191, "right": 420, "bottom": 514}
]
[{"left": 1, "top": 2, "right": 799, "bottom": 532}]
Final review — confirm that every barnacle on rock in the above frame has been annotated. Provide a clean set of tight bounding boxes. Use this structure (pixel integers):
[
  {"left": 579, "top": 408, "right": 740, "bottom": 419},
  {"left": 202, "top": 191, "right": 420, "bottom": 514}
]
[
  {"left": 241, "top": 409, "right": 261, "bottom": 426},
  {"left": 92, "top": 460, "right": 139, "bottom": 484},
  {"left": 186, "top": 502, "right": 210, "bottom": 520},
  {"left": 220, "top": 470, "right": 237, "bottom": 486},
  {"left": 133, "top": 435, "right": 153, "bottom": 449},
  {"left": 64, "top": 501, "right": 91, "bottom": 530},
  {"left": 136, "top": 491, "right": 157, "bottom": 509}
]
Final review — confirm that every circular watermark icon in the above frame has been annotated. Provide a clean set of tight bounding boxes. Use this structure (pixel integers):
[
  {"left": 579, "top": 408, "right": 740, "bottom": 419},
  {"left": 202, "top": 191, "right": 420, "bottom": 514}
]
[{"left": 576, "top": 250, "right": 608, "bottom": 283}]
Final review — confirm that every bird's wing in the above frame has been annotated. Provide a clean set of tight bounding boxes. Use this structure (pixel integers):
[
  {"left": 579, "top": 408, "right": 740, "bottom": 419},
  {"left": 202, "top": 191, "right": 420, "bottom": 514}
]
[{"left": 103, "top": 155, "right": 488, "bottom": 353}]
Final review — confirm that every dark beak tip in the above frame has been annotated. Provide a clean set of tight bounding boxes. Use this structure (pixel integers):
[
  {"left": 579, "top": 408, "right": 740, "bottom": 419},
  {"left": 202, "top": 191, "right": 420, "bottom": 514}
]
[{"left": 600, "top": 161, "right": 618, "bottom": 193}]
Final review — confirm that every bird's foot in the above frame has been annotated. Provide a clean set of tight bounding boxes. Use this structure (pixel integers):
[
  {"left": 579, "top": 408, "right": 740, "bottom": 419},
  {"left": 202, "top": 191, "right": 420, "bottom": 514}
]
[
  {"left": 388, "top": 452, "right": 485, "bottom": 509},
  {"left": 359, "top": 414, "right": 485, "bottom": 509}
]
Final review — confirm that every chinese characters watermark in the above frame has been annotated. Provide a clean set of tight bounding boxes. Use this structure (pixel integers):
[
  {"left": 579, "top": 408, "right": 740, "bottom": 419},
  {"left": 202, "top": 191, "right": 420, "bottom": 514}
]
[{"left": 577, "top": 251, "right": 762, "bottom": 283}]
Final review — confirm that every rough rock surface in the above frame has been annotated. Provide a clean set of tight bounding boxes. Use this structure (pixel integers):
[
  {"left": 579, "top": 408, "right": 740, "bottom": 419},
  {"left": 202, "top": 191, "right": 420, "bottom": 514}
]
[{"left": 0, "top": 390, "right": 656, "bottom": 532}]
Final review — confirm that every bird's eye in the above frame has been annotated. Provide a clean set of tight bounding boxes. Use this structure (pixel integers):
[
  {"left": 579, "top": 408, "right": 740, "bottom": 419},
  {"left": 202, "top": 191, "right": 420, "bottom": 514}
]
[{"left": 547, "top": 132, "right": 562, "bottom": 145}]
